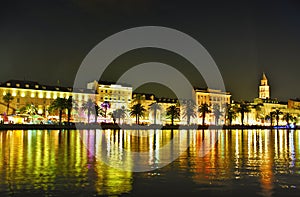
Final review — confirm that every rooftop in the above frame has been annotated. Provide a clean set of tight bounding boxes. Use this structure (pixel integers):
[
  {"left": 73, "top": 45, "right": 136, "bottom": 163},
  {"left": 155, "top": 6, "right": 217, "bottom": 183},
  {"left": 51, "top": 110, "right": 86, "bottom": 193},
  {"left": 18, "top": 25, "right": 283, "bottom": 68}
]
[{"left": 0, "top": 80, "right": 95, "bottom": 94}]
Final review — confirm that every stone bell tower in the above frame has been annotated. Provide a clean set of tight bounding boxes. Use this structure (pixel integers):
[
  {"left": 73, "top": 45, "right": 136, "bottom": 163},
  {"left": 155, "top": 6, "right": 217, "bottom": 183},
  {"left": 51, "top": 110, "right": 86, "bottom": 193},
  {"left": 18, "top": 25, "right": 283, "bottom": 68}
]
[{"left": 259, "top": 73, "right": 270, "bottom": 99}]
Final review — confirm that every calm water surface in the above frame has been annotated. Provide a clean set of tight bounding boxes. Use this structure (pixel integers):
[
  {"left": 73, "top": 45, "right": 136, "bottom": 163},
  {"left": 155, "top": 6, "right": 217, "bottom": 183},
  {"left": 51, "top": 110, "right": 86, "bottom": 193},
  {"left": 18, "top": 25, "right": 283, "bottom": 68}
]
[{"left": 0, "top": 129, "right": 300, "bottom": 196}]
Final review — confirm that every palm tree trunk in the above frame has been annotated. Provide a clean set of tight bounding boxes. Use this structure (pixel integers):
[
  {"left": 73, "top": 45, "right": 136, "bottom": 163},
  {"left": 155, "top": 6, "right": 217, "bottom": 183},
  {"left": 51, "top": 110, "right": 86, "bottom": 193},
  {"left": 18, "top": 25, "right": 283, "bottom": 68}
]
[
  {"left": 94, "top": 113, "right": 98, "bottom": 123},
  {"left": 241, "top": 113, "right": 244, "bottom": 126},
  {"left": 270, "top": 118, "right": 273, "bottom": 127},
  {"left": 154, "top": 110, "right": 157, "bottom": 125},
  {"left": 171, "top": 115, "right": 174, "bottom": 126},
  {"left": 6, "top": 103, "right": 9, "bottom": 115},
  {"left": 87, "top": 109, "right": 90, "bottom": 123},
  {"left": 59, "top": 110, "right": 62, "bottom": 125},
  {"left": 67, "top": 109, "right": 71, "bottom": 124},
  {"left": 202, "top": 112, "right": 205, "bottom": 126}
]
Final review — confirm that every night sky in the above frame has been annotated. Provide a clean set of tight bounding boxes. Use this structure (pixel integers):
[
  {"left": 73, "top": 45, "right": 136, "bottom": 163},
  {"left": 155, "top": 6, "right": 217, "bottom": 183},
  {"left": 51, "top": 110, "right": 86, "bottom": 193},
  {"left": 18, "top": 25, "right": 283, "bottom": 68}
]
[{"left": 1, "top": 0, "right": 300, "bottom": 101}]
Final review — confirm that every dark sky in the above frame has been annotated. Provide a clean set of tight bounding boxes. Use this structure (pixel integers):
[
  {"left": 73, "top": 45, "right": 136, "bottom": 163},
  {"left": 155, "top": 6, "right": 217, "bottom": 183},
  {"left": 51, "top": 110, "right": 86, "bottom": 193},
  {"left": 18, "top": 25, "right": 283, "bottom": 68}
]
[{"left": 1, "top": 0, "right": 300, "bottom": 101}]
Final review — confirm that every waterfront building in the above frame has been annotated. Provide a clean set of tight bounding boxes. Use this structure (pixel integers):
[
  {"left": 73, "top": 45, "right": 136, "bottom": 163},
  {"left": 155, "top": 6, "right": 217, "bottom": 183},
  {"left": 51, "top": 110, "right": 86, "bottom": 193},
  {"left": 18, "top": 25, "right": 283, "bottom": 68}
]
[
  {"left": 233, "top": 73, "right": 300, "bottom": 126},
  {"left": 130, "top": 93, "right": 178, "bottom": 125},
  {"left": 195, "top": 88, "right": 231, "bottom": 125},
  {"left": 0, "top": 80, "right": 94, "bottom": 123},
  {"left": 87, "top": 80, "right": 132, "bottom": 123},
  {"left": 288, "top": 99, "right": 300, "bottom": 109},
  {"left": 259, "top": 73, "right": 270, "bottom": 99}
]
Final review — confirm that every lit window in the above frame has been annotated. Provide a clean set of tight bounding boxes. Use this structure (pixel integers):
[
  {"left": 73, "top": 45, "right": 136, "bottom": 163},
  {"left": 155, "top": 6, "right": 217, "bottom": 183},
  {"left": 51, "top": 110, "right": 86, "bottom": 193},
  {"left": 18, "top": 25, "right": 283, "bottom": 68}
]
[
  {"left": 6, "top": 83, "right": 11, "bottom": 86},
  {"left": 16, "top": 84, "right": 20, "bottom": 87},
  {"left": 21, "top": 92, "right": 25, "bottom": 97},
  {"left": 31, "top": 92, "right": 35, "bottom": 98},
  {"left": 38, "top": 92, "right": 43, "bottom": 98},
  {"left": 46, "top": 92, "right": 51, "bottom": 99},
  {"left": 12, "top": 91, "right": 17, "bottom": 96},
  {"left": 25, "top": 84, "right": 29, "bottom": 88},
  {"left": 35, "top": 85, "right": 39, "bottom": 88}
]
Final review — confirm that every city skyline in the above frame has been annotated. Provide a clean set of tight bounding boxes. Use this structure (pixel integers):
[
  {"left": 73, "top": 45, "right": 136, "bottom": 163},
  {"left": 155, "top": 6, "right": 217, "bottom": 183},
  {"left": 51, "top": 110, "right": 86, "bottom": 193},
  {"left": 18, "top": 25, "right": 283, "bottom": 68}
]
[{"left": 1, "top": 0, "right": 300, "bottom": 101}]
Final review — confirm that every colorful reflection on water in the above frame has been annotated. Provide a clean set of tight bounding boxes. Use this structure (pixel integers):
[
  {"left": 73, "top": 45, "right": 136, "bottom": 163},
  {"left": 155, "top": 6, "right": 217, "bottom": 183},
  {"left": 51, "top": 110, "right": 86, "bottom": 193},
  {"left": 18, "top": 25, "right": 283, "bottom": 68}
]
[{"left": 0, "top": 129, "right": 300, "bottom": 196}]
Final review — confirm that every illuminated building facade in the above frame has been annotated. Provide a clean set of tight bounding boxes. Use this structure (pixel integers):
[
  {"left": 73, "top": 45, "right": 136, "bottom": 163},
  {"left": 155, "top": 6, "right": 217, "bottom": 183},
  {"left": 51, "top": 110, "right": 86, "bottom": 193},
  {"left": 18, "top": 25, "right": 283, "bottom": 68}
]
[
  {"left": 131, "top": 93, "right": 178, "bottom": 125},
  {"left": 195, "top": 88, "right": 231, "bottom": 125},
  {"left": 0, "top": 80, "right": 94, "bottom": 122},
  {"left": 232, "top": 73, "right": 300, "bottom": 126},
  {"left": 288, "top": 99, "right": 300, "bottom": 109},
  {"left": 87, "top": 80, "right": 132, "bottom": 122},
  {"left": 259, "top": 73, "right": 270, "bottom": 99}
]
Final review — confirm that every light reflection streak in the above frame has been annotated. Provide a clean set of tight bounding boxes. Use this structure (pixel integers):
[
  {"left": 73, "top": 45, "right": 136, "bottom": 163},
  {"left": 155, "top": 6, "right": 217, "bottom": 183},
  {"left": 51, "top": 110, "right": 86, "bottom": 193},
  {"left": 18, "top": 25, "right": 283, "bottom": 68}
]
[{"left": 0, "top": 129, "right": 300, "bottom": 196}]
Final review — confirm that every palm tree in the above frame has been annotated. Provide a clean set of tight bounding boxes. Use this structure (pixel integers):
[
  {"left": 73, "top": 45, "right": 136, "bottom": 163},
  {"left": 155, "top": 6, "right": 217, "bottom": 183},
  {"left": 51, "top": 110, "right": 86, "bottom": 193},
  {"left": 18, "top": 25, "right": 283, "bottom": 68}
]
[
  {"left": 2, "top": 92, "right": 14, "bottom": 115},
  {"left": 182, "top": 99, "right": 196, "bottom": 125},
  {"left": 66, "top": 96, "right": 73, "bottom": 124},
  {"left": 149, "top": 102, "right": 161, "bottom": 124},
  {"left": 130, "top": 103, "right": 146, "bottom": 125},
  {"left": 110, "top": 107, "right": 127, "bottom": 124},
  {"left": 198, "top": 103, "right": 211, "bottom": 126},
  {"left": 265, "top": 112, "right": 275, "bottom": 127},
  {"left": 110, "top": 110, "right": 117, "bottom": 124},
  {"left": 49, "top": 97, "right": 67, "bottom": 125},
  {"left": 283, "top": 112, "right": 294, "bottom": 126},
  {"left": 213, "top": 104, "right": 223, "bottom": 125},
  {"left": 101, "top": 101, "right": 111, "bottom": 119},
  {"left": 273, "top": 109, "right": 283, "bottom": 127},
  {"left": 116, "top": 106, "right": 127, "bottom": 124},
  {"left": 166, "top": 105, "right": 180, "bottom": 126},
  {"left": 224, "top": 104, "right": 236, "bottom": 126},
  {"left": 94, "top": 103, "right": 104, "bottom": 123},
  {"left": 237, "top": 102, "right": 250, "bottom": 126},
  {"left": 20, "top": 103, "right": 38, "bottom": 115},
  {"left": 82, "top": 98, "right": 95, "bottom": 123},
  {"left": 253, "top": 103, "right": 263, "bottom": 123}
]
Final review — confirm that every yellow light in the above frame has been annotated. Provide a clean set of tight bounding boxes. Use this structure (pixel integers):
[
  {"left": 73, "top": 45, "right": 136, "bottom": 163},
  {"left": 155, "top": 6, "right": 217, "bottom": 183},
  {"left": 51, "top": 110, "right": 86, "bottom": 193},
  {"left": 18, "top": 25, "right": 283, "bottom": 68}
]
[
  {"left": 12, "top": 91, "right": 17, "bottom": 96},
  {"left": 21, "top": 92, "right": 25, "bottom": 97},
  {"left": 31, "top": 92, "right": 35, "bottom": 98},
  {"left": 46, "top": 92, "right": 51, "bottom": 99},
  {"left": 38, "top": 92, "right": 43, "bottom": 98},
  {"left": 38, "top": 108, "right": 43, "bottom": 114}
]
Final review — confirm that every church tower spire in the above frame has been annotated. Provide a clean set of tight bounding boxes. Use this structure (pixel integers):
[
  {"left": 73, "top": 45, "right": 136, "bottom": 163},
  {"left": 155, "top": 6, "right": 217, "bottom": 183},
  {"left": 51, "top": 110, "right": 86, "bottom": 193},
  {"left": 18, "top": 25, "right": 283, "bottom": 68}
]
[{"left": 259, "top": 72, "right": 270, "bottom": 99}]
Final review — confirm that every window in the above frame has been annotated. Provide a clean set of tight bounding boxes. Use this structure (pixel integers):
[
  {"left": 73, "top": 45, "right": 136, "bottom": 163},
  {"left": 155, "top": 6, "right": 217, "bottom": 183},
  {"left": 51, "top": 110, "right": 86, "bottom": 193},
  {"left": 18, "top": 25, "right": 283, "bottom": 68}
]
[
  {"left": 25, "top": 84, "right": 29, "bottom": 88},
  {"left": 16, "top": 84, "right": 20, "bottom": 87}
]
